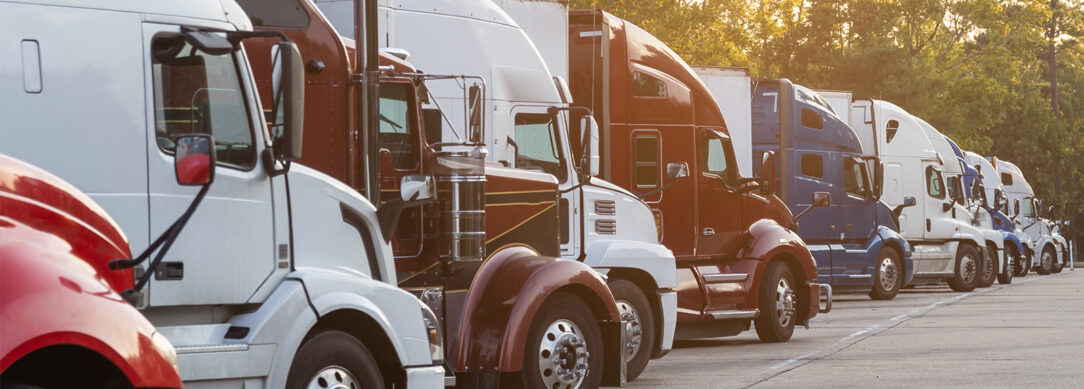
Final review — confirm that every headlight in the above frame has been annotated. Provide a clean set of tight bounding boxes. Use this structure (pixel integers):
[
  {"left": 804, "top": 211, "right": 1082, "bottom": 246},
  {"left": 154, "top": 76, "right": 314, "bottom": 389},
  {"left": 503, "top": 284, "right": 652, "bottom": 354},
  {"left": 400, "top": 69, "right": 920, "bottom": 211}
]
[
  {"left": 150, "top": 331, "right": 179, "bottom": 371},
  {"left": 419, "top": 304, "right": 444, "bottom": 365}
]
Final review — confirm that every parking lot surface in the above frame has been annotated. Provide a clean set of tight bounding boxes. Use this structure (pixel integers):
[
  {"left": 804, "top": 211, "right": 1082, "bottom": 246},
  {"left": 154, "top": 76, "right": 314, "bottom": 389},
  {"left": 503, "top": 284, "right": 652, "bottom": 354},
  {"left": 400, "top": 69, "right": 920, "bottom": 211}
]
[{"left": 631, "top": 270, "right": 1084, "bottom": 388}]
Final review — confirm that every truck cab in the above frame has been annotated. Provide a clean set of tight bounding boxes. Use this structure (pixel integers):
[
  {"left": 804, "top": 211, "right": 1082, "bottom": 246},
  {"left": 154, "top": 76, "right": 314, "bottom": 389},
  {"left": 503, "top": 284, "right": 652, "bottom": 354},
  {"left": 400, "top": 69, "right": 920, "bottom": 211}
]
[
  {"left": 0, "top": 154, "right": 182, "bottom": 388},
  {"left": 744, "top": 79, "right": 913, "bottom": 300},
  {"left": 850, "top": 99, "right": 986, "bottom": 291},
  {"left": 567, "top": 10, "right": 830, "bottom": 344},
  {"left": 0, "top": 1, "right": 444, "bottom": 387},
  {"left": 994, "top": 159, "right": 1067, "bottom": 274}
]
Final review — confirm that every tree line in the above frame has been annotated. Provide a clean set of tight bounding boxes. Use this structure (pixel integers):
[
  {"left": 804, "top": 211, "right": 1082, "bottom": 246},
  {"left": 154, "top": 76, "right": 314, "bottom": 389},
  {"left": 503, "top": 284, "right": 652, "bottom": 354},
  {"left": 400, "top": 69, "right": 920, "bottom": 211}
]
[{"left": 572, "top": 0, "right": 1084, "bottom": 247}]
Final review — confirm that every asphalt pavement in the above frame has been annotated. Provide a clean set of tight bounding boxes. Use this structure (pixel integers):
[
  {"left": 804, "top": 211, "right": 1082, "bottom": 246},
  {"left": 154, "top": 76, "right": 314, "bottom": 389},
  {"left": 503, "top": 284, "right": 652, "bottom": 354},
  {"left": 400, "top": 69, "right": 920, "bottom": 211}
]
[{"left": 632, "top": 269, "right": 1084, "bottom": 388}]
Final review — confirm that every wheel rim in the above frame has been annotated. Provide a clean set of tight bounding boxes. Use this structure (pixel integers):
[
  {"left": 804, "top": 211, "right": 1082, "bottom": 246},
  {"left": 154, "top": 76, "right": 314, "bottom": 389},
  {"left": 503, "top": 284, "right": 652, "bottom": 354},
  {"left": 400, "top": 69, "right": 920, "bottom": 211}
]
[
  {"left": 308, "top": 366, "right": 358, "bottom": 389},
  {"left": 1042, "top": 250, "right": 1053, "bottom": 269},
  {"left": 961, "top": 253, "right": 978, "bottom": 284},
  {"left": 879, "top": 256, "right": 899, "bottom": 292},
  {"left": 775, "top": 277, "right": 796, "bottom": 327},
  {"left": 615, "top": 300, "right": 643, "bottom": 362},
  {"left": 982, "top": 252, "right": 995, "bottom": 281},
  {"left": 538, "top": 319, "right": 589, "bottom": 389}
]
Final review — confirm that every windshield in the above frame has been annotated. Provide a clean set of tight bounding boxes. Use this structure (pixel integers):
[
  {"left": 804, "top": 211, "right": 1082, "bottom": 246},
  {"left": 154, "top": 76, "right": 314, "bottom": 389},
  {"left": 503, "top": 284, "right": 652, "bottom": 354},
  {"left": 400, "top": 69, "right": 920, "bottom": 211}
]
[{"left": 514, "top": 112, "right": 567, "bottom": 182}]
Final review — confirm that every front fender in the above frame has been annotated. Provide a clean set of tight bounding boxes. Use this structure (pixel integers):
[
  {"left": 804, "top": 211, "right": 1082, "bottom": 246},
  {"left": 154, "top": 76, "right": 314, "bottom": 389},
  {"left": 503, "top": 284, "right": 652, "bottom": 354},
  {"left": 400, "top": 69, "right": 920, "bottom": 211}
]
[
  {"left": 1001, "top": 231, "right": 1025, "bottom": 259},
  {"left": 453, "top": 246, "right": 620, "bottom": 373},
  {"left": 738, "top": 219, "right": 817, "bottom": 281},
  {"left": 874, "top": 225, "right": 914, "bottom": 285},
  {"left": 582, "top": 239, "right": 677, "bottom": 289}
]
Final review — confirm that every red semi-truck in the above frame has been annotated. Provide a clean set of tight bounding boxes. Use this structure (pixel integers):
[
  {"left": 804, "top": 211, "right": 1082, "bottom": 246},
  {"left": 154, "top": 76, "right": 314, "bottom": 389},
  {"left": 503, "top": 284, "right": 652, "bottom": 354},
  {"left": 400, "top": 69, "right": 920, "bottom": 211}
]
[
  {"left": 565, "top": 10, "right": 830, "bottom": 342},
  {"left": 0, "top": 154, "right": 183, "bottom": 388},
  {"left": 237, "top": 1, "right": 629, "bottom": 387}
]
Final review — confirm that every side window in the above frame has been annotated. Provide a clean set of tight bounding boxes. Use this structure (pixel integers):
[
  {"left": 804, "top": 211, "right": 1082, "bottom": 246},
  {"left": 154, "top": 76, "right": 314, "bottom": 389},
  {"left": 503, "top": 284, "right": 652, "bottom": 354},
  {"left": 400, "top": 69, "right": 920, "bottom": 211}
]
[
  {"left": 632, "top": 134, "right": 660, "bottom": 188},
  {"left": 236, "top": 0, "right": 310, "bottom": 28},
  {"left": 632, "top": 71, "right": 667, "bottom": 98},
  {"left": 886, "top": 120, "right": 900, "bottom": 143},
  {"left": 700, "top": 135, "right": 735, "bottom": 187},
  {"left": 946, "top": 176, "right": 960, "bottom": 202},
  {"left": 801, "top": 108, "right": 823, "bottom": 130},
  {"left": 1021, "top": 198, "right": 1036, "bottom": 218},
  {"left": 926, "top": 166, "right": 945, "bottom": 199},
  {"left": 378, "top": 83, "right": 419, "bottom": 170},
  {"left": 1001, "top": 172, "right": 1013, "bottom": 186},
  {"left": 152, "top": 36, "right": 256, "bottom": 170},
  {"left": 844, "top": 158, "right": 868, "bottom": 197},
  {"left": 515, "top": 113, "right": 567, "bottom": 182},
  {"left": 801, "top": 154, "right": 823, "bottom": 178}
]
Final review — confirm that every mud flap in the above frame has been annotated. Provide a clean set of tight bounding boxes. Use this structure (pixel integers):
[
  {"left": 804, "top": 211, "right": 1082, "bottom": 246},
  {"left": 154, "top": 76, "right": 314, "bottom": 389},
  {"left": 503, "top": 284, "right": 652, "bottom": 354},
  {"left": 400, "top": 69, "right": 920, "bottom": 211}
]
[{"left": 599, "top": 320, "right": 627, "bottom": 387}]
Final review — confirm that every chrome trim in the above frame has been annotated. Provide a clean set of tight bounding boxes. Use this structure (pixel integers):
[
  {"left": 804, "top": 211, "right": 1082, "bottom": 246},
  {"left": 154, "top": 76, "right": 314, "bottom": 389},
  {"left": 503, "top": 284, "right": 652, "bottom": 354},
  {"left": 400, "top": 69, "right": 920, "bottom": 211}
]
[
  {"left": 707, "top": 309, "right": 758, "bottom": 320},
  {"left": 596, "top": 219, "right": 617, "bottom": 235},
  {"left": 819, "top": 284, "right": 833, "bottom": 313},
  {"left": 174, "top": 344, "right": 249, "bottom": 354},
  {"left": 702, "top": 273, "right": 748, "bottom": 283},
  {"left": 594, "top": 200, "right": 616, "bottom": 215}
]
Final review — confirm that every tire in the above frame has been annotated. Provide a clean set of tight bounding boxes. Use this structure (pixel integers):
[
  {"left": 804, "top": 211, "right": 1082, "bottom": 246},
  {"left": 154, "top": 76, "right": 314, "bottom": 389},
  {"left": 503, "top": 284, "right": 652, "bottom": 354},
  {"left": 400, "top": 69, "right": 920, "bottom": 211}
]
[
  {"left": 1037, "top": 246, "right": 1055, "bottom": 275},
  {"left": 869, "top": 248, "right": 903, "bottom": 300},
  {"left": 286, "top": 330, "right": 383, "bottom": 389},
  {"left": 522, "top": 292, "right": 604, "bottom": 389},
  {"left": 997, "top": 245, "right": 1015, "bottom": 285},
  {"left": 977, "top": 244, "right": 997, "bottom": 288},
  {"left": 1053, "top": 248, "right": 1064, "bottom": 273},
  {"left": 947, "top": 244, "right": 980, "bottom": 292},
  {"left": 608, "top": 279, "right": 655, "bottom": 381},
  {"left": 754, "top": 261, "right": 797, "bottom": 343}
]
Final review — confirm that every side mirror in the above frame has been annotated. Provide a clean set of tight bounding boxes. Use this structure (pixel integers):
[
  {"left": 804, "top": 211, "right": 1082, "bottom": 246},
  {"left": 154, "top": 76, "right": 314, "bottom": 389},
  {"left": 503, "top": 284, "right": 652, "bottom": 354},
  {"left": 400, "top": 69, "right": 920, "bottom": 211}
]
[
  {"left": 903, "top": 196, "right": 917, "bottom": 207},
  {"left": 812, "top": 192, "right": 831, "bottom": 207},
  {"left": 400, "top": 175, "right": 435, "bottom": 203},
  {"left": 666, "top": 162, "right": 689, "bottom": 179},
  {"left": 760, "top": 151, "right": 776, "bottom": 195},
  {"left": 174, "top": 134, "right": 215, "bottom": 186},
  {"left": 1014, "top": 199, "right": 1020, "bottom": 216},
  {"left": 580, "top": 115, "right": 600, "bottom": 177},
  {"left": 270, "top": 41, "right": 305, "bottom": 161},
  {"left": 468, "top": 84, "right": 483, "bottom": 143}
]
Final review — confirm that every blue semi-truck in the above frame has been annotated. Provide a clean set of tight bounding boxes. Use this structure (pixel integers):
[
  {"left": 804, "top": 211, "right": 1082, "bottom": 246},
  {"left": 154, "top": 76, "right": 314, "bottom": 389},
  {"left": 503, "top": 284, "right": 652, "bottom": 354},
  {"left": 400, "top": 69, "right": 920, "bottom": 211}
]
[{"left": 745, "top": 79, "right": 914, "bottom": 300}]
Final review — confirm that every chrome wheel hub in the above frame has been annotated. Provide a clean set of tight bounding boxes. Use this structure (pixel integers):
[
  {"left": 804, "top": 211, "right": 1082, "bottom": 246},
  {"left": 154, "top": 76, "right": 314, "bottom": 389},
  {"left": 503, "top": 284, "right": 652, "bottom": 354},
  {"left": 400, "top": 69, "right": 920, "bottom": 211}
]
[
  {"left": 308, "top": 366, "right": 357, "bottom": 389},
  {"left": 961, "top": 254, "right": 977, "bottom": 284},
  {"left": 775, "top": 277, "right": 796, "bottom": 327},
  {"left": 538, "top": 319, "right": 589, "bottom": 389},
  {"left": 1042, "top": 251, "right": 1053, "bottom": 268},
  {"left": 879, "top": 257, "right": 898, "bottom": 291},
  {"left": 616, "top": 300, "right": 643, "bottom": 361},
  {"left": 982, "top": 252, "right": 995, "bottom": 280}
]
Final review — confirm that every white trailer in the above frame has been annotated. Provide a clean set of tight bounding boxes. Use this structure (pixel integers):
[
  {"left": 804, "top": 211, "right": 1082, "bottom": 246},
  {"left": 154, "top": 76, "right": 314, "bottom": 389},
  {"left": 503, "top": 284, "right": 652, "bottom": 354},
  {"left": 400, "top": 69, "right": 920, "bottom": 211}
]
[
  {"left": 318, "top": 0, "right": 678, "bottom": 382},
  {"left": 0, "top": 1, "right": 444, "bottom": 387},
  {"left": 694, "top": 67, "right": 754, "bottom": 177}
]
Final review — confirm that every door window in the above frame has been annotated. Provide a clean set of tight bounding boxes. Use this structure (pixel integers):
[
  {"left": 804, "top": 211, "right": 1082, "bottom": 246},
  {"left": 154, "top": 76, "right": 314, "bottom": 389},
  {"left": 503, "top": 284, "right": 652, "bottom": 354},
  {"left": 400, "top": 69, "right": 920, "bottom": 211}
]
[
  {"left": 632, "top": 71, "right": 667, "bottom": 98},
  {"left": 633, "top": 134, "right": 660, "bottom": 188},
  {"left": 1021, "top": 197, "right": 1036, "bottom": 218},
  {"left": 700, "top": 135, "right": 735, "bottom": 188},
  {"left": 801, "top": 154, "right": 823, "bottom": 178},
  {"left": 926, "top": 166, "right": 945, "bottom": 199},
  {"left": 514, "top": 113, "right": 567, "bottom": 182},
  {"left": 152, "top": 36, "right": 256, "bottom": 170},
  {"left": 844, "top": 158, "right": 869, "bottom": 197},
  {"left": 379, "top": 83, "right": 419, "bottom": 170}
]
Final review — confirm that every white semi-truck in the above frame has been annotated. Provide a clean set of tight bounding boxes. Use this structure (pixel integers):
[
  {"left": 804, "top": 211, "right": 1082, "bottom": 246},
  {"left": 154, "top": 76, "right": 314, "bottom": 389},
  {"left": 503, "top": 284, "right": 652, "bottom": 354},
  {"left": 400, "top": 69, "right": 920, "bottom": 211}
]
[
  {"left": 0, "top": 1, "right": 445, "bottom": 387},
  {"left": 994, "top": 159, "right": 1068, "bottom": 274}
]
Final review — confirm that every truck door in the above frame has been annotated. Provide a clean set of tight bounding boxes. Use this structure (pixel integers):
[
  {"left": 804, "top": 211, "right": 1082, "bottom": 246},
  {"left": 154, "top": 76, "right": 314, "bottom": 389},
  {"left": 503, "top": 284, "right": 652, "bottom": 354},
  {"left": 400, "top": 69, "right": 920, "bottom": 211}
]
[
  {"left": 838, "top": 156, "right": 878, "bottom": 276},
  {"left": 377, "top": 80, "right": 425, "bottom": 261},
  {"left": 923, "top": 164, "right": 955, "bottom": 239},
  {"left": 696, "top": 129, "right": 747, "bottom": 310},
  {"left": 143, "top": 27, "right": 277, "bottom": 306}
]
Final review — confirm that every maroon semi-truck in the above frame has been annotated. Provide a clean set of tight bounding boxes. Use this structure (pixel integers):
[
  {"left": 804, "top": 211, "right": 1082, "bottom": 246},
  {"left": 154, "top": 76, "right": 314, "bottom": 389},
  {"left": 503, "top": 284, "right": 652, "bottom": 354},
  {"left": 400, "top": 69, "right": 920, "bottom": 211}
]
[
  {"left": 567, "top": 10, "right": 830, "bottom": 342},
  {"left": 237, "top": 1, "right": 629, "bottom": 387}
]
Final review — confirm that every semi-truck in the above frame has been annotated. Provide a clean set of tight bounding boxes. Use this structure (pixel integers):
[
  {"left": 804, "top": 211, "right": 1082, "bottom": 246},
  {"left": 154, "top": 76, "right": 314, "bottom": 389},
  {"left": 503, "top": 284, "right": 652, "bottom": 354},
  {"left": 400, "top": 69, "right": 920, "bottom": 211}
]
[
  {"left": 742, "top": 79, "right": 914, "bottom": 300},
  {"left": 243, "top": 0, "right": 639, "bottom": 386},
  {"left": 849, "top": 99, "right": 987, "bottom": 291},
  {"left": 993, "top": 159, "right": 1068, "bottom": 275},
  {"left": 562, "top": 10, "right": 830, "bottom": 343},
  {"left": 0, "top": 1, "right": 447, "bottom": 387},
  {"left": 0, "top": 154, "right": 183, "bottom": 388},
  {"left": 963, "top": 150, "right": 1030, "bottom": 282}
]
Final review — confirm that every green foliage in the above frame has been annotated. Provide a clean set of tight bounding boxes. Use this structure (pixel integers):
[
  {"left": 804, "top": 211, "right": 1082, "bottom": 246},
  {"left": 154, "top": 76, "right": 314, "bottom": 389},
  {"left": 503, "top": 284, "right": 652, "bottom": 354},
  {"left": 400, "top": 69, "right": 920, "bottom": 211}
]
[{"left": 572, "top": 0, "right": 1084, "bottom": 243}]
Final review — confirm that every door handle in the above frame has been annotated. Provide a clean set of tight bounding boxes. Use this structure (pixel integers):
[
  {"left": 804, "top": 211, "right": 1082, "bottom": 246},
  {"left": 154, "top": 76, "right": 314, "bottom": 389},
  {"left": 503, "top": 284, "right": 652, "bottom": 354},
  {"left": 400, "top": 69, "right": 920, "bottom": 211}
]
[
  {"left": 844, "top": 224, "right": 853, "bottom": 231},
  {"left": 702, "top": 228, "right": 715, "bottom": 237},
  {"left": 926, "top": 218, "right": 932, "bottom": 232},
  {"left": 829, "top": 225, "right": 837, "bottom": 232}
]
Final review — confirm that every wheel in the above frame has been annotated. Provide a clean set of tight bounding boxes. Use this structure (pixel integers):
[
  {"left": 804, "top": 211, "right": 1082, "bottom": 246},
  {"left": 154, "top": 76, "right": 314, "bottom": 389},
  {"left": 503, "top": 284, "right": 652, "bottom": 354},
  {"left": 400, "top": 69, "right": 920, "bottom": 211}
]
[
  {"left": 997, "top": 245, "right": 1015, "bottom": 285},
  {"left": 1037, "top": 246, "right": 1054, "bottom": 275},
  {"left": 869, "top": 248, "right": 903, "bottom": 300},
  {"left": 286, "top": 330, "right": 383, "bottom": 389},
  {"left": 754, "top": 261, "right": 797, "bottom": 343},
  {"left": 522, "top": 292, "right": 604, "bottom": 389},
  {"left": 947, "top": 245, "right": 980, "bottom": 292},
  {"left": 977, "top": 244, "right": 997, "bottom": 288},
  {"left": 608, "top": 279, "right": 655, "bottom": 381}
]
